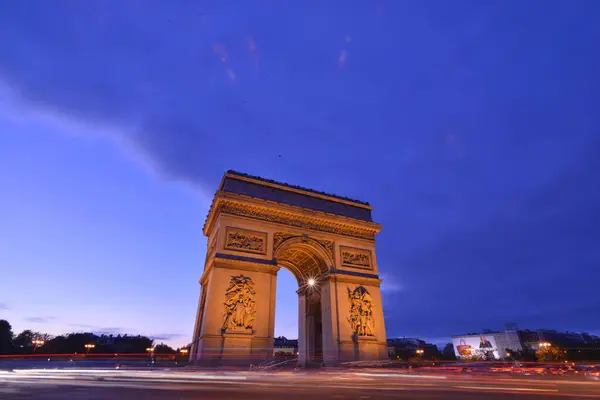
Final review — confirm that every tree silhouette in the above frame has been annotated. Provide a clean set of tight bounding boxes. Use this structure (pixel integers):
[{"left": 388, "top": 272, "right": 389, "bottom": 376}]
[
  {"left": 0, "top": 320, "right": 14, "bottom": 354},
  {"left": 442, "top": 343, "right": 456, "bottom": 360},
  {"left": 154, "top": 343, "right": 176, "bottom": 354}
]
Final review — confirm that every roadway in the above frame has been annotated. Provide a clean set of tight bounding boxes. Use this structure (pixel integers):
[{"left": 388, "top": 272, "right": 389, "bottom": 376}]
[{"left": 1, "top": 368, "right": 600, "bottom": 399}]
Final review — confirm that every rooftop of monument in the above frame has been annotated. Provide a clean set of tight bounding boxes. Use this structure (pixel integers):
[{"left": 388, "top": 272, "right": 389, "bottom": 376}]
[{"left": 217, "top": 170, "right": 374, "bottom": 222}]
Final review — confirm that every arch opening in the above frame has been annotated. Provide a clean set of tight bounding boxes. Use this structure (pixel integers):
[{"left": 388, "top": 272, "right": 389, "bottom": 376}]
[
  {"left": 274, "top": 241, "right": 330, "bottom": 365},
  {"left": 275, "top": 238, "right": 331, "bottom": 288}
]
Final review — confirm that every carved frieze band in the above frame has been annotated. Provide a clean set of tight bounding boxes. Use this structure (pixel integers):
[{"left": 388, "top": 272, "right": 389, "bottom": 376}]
[
  {"left": 273, "top": 232, "right": 334, "bottom": 261},
  {"left": 216, "top": 201, "right": 375, "bottom": 241},
  {"left": 224, "top": 227, "right": 267, "bottom": 255},
  {"left": 340, "top": 246, "right": 373, "bottom": 270},
  {"left": 347, "top": 286, "right": 375, "bottom": 337}
]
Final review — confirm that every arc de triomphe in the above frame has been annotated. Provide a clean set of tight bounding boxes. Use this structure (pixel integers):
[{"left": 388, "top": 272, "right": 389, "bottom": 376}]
[{"left": 189, "top": 171, "right": 388, "bottom": 366}]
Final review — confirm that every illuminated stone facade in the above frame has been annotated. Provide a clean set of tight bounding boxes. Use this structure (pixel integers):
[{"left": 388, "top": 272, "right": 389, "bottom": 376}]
[{"left": 189, "top": 171, "right": 388, "bottom": 366}]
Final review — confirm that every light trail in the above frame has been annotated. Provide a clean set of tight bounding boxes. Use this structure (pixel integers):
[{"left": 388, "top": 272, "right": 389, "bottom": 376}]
[
  {"left": 354, "top": 372, "right": 448, "bottom": 379},
  {"left": 455, "top": 385, "right": 559, "bottom": 392}
]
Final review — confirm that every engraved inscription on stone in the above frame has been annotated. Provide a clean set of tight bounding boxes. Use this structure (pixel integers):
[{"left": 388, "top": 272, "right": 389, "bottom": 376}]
[
  {"left": 222, "top": 275, "right": 256, "bottom": 333},
  {"left": 340, "top": 246, "right": 372, "bottom": 269},
  {"left": 347, "top": 286, "right": 375, "bottom": 337},
  {"left": 224, "top": 227, "right": 267, "bottom": 255}
]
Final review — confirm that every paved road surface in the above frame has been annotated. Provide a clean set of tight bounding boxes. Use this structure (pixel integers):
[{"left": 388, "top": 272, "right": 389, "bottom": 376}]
[{"left": 1, "top": 369, "right": 599, "bottom": 399}]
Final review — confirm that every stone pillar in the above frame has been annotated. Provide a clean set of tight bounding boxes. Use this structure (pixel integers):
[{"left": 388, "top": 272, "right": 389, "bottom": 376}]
[
  {"left": 193, "top": 259, "right": 278, "bottom": 365},
  {"left": 319, "top": 278, "right": 340, "bottom": 365},
  {"left": 297, "top": 291, "right": 307, "bottom": 366},
  {"left": 332, "top": 277, "right": 389, "bottom": 362},
  {"left": 189, "top": 284, "right": 205, "bottom": 362}
]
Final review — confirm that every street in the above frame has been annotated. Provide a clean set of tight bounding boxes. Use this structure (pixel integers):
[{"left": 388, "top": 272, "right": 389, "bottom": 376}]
[{"left": 1, "top": 368, "right": 600, "bottom": 399}]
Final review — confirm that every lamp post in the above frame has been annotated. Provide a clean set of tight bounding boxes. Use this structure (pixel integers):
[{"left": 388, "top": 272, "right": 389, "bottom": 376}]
[
  {"left": 146, "top": 347, "right": 155, "bottom": 366},
  {"left": 416, "top": 349, "right": 424, "bottom": 357},
  {"left": 84, "top": 344, "right": 95, "bottom": 354},
  {"left": 84, "top": 344, "right": 95, "bottom": 367},
  {"left": 32, "top": 339, "right": 44, "bottom": 352},
  {"left": 538, "top": 342, "right": 552, "bottom": 362}
]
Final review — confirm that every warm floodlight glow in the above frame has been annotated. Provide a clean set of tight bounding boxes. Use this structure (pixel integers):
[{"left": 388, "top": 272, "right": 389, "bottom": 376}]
[{"left": 308, "top": 278, "right": 316, "bottom": 286}]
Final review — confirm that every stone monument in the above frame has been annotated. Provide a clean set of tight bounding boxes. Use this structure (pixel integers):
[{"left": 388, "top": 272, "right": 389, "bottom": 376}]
[{"left": 189, "top": 171, "right": 388, "bottom": 366}]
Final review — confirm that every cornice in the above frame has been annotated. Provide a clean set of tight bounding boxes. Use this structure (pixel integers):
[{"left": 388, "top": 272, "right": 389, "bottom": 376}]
[
  {"left": 223, "top": 171, "right": 373, "bottom": 210},
  {"left": 203, "top": 193, "right": 381, "bottom": 241}
]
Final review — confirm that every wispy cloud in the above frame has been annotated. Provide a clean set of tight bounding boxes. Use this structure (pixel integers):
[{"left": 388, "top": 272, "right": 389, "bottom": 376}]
[
  {"left": 67, "top": 324, "right": 125, "bottom": 335},
  {"left": 93, "top": 327, "right": 125, "bottom": 336},
  {"left": 0, "top": 303, "right": 8, "bottom": 310},
  {"left": 25, "top": 316, "right": 56, "bottom": 324},
  {"left": 68, "top": 323, "right": 94, "bottom": 329},
  {"left": 150, "top": 333, "right": 185, "bottom": 342},
  {"left": 380, "top": 274, "right": 403, "bottom": 294}
]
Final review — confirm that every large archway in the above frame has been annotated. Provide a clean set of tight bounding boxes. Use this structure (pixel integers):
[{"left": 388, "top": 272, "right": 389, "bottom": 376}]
[
  {"left": 275, "top": 238, "right": 332, "bottom": 365},
  {"left": 189, "top": 171, "right": 388, "bottom": 366}
]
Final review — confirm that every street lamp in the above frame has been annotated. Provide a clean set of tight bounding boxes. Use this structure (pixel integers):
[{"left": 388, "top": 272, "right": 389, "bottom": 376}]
[
  {"left": 416, "top": 349, "right": 424, "bottom": 356},
  {"left": 179, "top": 349, "right": 188, "bottom": 355},
  {"left": 84, "top": 343, "right": 95, "bottom": 354},
  {"left": 539, "top": 342, "right": 551, "bottom": 348},
  {"left": 32, "top": 339, "right": 45, "bottom": 352},
  {"left": 146, "top": 347, "right": 155, "bottom": 365}
]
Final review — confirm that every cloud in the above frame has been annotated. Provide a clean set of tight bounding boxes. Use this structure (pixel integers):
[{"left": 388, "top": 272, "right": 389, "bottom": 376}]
[
  {"left": 0, "top": 303, "right": 8, "bottom": 310},
  {"left": 149, "top": 333, "right": 186, "bottom": 342},
  {"left": 93, "top": 327, "right": 126, "bottom": 336},
  {"left": 25, "top": 316, "right": 56, "bottom": 324},
  {"left": 66, "top": 324, "right": 125, "bottom": 335},
  {"left": 68, "top": 324, "right": 94, "bottom": 329},
  {"left": 380, "top": 274, "right": 403, "bottom": 294},
  {"left": 66, "top": 325, "right": 183, "bottom": 341},
  {"left": 0, "top": 2, "right": 599, "bottom": 340}
]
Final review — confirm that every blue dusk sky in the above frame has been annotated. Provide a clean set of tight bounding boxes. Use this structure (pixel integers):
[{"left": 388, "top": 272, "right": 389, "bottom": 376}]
[{"left": 0, "top": 1, "right": 599, "bottom": 347}]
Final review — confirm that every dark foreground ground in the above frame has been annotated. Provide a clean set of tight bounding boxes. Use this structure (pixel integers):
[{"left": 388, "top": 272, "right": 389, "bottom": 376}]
[{"left": 1, "top": 368, "right": 599, "bottom": 399}]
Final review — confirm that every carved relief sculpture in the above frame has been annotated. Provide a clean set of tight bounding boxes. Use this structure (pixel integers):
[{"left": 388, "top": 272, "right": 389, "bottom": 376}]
[
  {"left": 274, "top": 232, "right": 335, "bottom": 262},
  {"left": 315, "top": 238, "right": 334, "bottom": 261},
  {"left": 222, "top": 275, "right": 257, "bottom": 333},
  {"left": 347, "top": 286, "right": 375, "bottom": 337},
  {"left": 273, "top": 232, "right": 297, "bottom": 252},
  {"left": 224, "top": 227, "right": 267, "bottom": 255},
  {"left": 213, "top": 201, "right": 376, "bottom": 241},
  {"left": 341, "top": 246, "right": 372, "bottom": 270}
]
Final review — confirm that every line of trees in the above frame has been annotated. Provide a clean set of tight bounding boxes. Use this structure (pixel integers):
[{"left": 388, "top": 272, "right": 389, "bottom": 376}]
[{"left": 0, "top": 319, "right": 188, "bottom": 355}]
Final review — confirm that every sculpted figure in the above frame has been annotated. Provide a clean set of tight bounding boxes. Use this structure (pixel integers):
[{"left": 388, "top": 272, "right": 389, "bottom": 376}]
[
  {"left": 347, "top": 286, "right": 375, "bottom": 337},
  {"left": 222, "top": 275, "right": 256, "bottom": 331}
]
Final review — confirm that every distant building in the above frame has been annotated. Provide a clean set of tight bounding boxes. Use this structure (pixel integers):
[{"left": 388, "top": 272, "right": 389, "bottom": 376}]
[
  {"left": 452, "top": 329, "right": 522, "bottom": 360},
  {"left": 387, "top": 338, "right": 437, "bottom": 359},
  {"left": 452, "top": 326, "right": 600, "bottom": 360},
  {"left": 519, "top": 329, "right": 599, "bottom": 350},
  {"left": 273, "top": 336, "right": 298, "bottom": 356}
]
